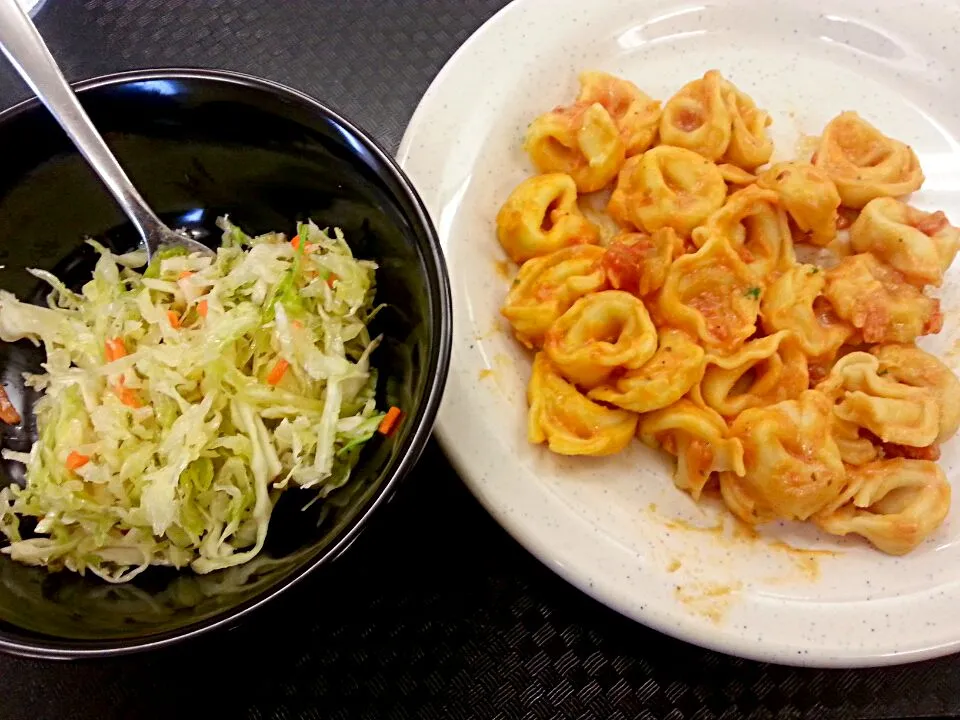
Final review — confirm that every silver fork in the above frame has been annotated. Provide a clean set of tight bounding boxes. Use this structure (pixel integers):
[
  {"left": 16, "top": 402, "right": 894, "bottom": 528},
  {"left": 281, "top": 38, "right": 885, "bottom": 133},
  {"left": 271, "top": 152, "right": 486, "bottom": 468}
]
[{"left": 0, "top": 0, "right": 214, "bottom": 261}]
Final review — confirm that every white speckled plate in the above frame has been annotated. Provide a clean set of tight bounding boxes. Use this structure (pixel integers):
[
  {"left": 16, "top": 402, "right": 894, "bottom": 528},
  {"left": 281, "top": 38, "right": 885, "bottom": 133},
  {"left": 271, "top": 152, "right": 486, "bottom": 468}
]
[{"left": 398, "top": 0, "right": 960, "bottom": 666}]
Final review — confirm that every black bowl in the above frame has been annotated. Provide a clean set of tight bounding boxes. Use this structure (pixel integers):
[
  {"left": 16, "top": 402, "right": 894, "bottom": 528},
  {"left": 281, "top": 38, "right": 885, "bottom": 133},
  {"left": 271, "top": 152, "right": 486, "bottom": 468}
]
[{"left": 0, "top": 69, "right": 450, "bottom": 657}]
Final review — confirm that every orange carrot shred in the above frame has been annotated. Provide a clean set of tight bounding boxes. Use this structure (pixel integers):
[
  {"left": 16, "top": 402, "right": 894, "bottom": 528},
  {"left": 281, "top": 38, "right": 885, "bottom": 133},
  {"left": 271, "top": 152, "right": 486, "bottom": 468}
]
[
  {"left": 114, "top": 378, "right": 143, "bottom": 408},
  {"left": 118, "top": 387, "right": 142, "bottom": 408},
  {"left": 197, "top": 299, "right": 209, "bottom": 318},
  {"left": 291, "top": 320, "right": 303, "bottom": 330},
  {"left": 267, "top": 358, "right": 290, "bottom": 386},
  {"left": 66, "top": 451, "right": 90, "bottom": 471},
  {"left": 178, "top": 270, "right": 194, "bottom": 280},
  {"left": 105, "top": 339, "right": 140, "bottom": 406},
  {"left": 167, "top": 310, "right": 181, "bottom": 329},
  {"left": 326, "top": 273, "right": 338, "bottom": 288},
  {"left": 378, "top": 406, "right": 403, "bottom": 436},
  {"left": 0, "top": 385, "right": 20, "bottom": 425},
  {"left": 291, "top": 235, "right": 316, "bottom": 253},
  {"left": 105, "top": 337, "right": 127, "bottom": 362}
]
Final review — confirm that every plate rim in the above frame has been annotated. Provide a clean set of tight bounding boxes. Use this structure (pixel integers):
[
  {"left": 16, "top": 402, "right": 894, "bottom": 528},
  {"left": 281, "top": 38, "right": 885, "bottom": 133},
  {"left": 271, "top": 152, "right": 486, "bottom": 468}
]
[{"left": 398, "top": 0, "right": 960, "bottom": 668}]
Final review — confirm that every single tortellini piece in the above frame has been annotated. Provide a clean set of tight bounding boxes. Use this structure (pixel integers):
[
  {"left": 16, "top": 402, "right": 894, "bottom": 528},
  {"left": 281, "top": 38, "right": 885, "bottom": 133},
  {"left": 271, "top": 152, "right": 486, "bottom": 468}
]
[
  {"left": 525, "top": 102, "right": 626, "bottom": 193},
  {"left": 812, "top": 111, "right": 924, "bottom": 209},
  {"left": 576, "top": 71, "right": 661, "bottom": 157},
  {"left": 660, "top": 70, "right": 772, "bottom": 169},
  {"left": 496, "top": 173, "right": 600, "bottom": 263},
  {"left": 691, "top": 331, "right": 808, "bottom": 418},
  {"left": 717, "top": 163, "right": 756, "bottom": 187},
  {"left": 850, "top": 198, "right": 960, "bottom": 287},
  {"left": 823, "top": 253, "right": 942, "bottom": 344},
  {"left": 607, "top": 146, "right": 726, "bottom": 236},
  {"left": 601, "top": 228, "right": 684, "bottom": 297},
  {"left": 722, "top": 79, "right": 774, "bottom": 170},
  {"left": 813, "top": 459, "right": 950, "bottom": 555},
  {"left": 816, "top": 352, "right": 940, "bottom": 448},
  {"left": 761, "top": 263, "right": 852, "bottom": 359},
  {"left": 528, "top": 353, "right": 638, "bottom": 456},
  {"left": 720, "top": 390, "right": 846, "bottom": 524},
  {"left": 544, "top": 290, "right": 658, "bottom": 388},
  {"left": 756, "top": 162, "right": 841, "bottom": 247},
  {"left": 501, "top": 245, "right": 609, "bottom": 349},
  {"left": 692, "top": 185, "right": 795, "bottom": 277},
  {"left": 658, "top": 70, "right": 732, "bottom": 162},
  {"left": 871, "top": 344, "right": 960, "bottom": 444},
  {"left": 579, "top": 199, "right": 625, "bottom": 246},
  {"left": 830, "top": 414, "right": 881, "bottom": 466},
  {"left": 658, "top": 235, "right": 761, "bottom": 353},
  {"left": 588, "top": 329, "right": 705, "bottom": 413},
  {"left": 638, "top": 399, "right": 745, "bottom": 501}
]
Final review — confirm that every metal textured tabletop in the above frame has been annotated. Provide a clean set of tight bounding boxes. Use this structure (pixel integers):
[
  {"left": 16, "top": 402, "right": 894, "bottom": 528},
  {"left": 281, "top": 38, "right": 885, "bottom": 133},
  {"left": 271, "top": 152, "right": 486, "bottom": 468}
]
[{"left": 0, "top": 1, "right": 959, "bottom": 718}]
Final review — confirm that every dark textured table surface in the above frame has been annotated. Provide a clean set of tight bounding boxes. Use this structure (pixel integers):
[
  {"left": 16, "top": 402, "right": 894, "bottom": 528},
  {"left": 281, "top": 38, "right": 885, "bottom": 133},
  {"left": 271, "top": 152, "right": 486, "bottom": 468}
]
[{"left": 1, "top": 2, "right": 960, "bottom": 718}]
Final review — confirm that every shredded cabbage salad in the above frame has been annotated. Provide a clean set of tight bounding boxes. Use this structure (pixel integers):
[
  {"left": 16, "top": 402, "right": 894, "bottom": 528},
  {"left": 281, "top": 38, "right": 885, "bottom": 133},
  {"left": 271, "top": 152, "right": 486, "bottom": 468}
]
[{"left": 0, "top": 218, "right": 389, "bottom": 582}]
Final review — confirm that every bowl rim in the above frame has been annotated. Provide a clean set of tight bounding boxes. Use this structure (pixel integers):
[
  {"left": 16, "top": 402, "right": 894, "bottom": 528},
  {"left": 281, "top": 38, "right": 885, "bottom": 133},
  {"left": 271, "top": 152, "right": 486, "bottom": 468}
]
[{"left": 0, "top": 67, "right": 452, "bottom": 659}]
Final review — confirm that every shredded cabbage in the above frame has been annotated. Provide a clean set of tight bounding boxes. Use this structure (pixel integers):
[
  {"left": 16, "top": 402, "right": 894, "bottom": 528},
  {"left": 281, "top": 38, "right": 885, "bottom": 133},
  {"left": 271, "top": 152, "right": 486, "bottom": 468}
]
[{"left": 0, "top": 219, "right": 385, "bottom": 582}]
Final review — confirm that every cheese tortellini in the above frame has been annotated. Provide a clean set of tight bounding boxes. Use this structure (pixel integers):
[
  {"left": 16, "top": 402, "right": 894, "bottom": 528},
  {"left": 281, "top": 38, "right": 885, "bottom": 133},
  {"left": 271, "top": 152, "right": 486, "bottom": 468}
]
[
  {"left": 756, "top": 162, "right": 841, "bottom": 246},
  {"left": 659, "top": 70, "right": 732, "bottom": 162},
  {"left": 850, "top": 198, "right": 960, "bottom": 287},
  {"left": 871, "top": 344, "right": 960, "bottom": 444},
  {"left": 544, "top": 290, "right": 658, "bottom": 388},
  {"left": 589, "top": 329, "right": 705, "bottom": 413},
  {"left": 577, "top": 71, "right": 661, "bottom": 157},
  {"left": 601, "top": 228, "right": 684, "bottom": 297},
  {"left": 723, "top": 79, "right": 775, "bottom": 170},
  {"left": 502, "top": 68, "right": 960, "bottom": 555},
  {"left": 525, "top": 102, "right": 626, "bottom": 193},
  {"left": 659, "top": 70, "right": 773, "bottom": 169},
  {"left": 817, "top": 352, "right": 941, "bottom": 449},
  {"left": 501, "top": 245, "right": 608, "bottom": 349},
  {"left": 829, "top": 412, "right": 881, "bottom": 467},
  {"left": 717, "top": 163, "right": 757, "bottom": 187},
  {"left": 814, "top": 459, "right": 950, "bottom": 555},
  {"left": 608, "top": 146, "right": 726, "bottom": 236},
  {"left": 496, "top": 173, "right": 599, "bottom": 263},
  {"left": 528, "top": 353, "right": 638, "bottom": 456},
  {"left": 813, "top": 111, "right": 924, "bottom": 209},
  {"left": 720, "top": 391, "right": 846, "bottom": 524},
  {"left": 824, "top": 253, "right": 942, "bottom": 344},
  {"left": 639, "top": 400, "right": 745, "bottom": 501},
  {"left": 761, "top": 263, "right": 852, "bottom": 359},
  {"left": 692, "top": 185, "right": 795, "bottom": 277},
  {"left": 658, "top": 235, "right": 760, "bottom": 353},
  {"left": 692, "top": 331, "right": 808, "bottom": 418}
]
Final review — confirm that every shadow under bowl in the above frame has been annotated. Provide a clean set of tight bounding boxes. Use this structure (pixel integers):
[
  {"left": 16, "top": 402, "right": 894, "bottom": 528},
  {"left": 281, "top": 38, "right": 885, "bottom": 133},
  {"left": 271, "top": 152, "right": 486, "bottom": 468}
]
[{"left": 0, "top": 68, "right": 451, "bottom": 658}]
